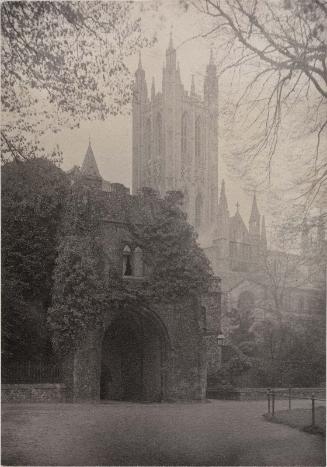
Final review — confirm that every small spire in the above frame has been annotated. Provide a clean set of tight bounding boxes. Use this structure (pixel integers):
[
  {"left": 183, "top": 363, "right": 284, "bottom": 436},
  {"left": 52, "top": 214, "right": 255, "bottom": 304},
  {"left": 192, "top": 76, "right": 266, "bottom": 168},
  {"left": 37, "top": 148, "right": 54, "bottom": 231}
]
[
  {"left": 210, "top": 48, "right": 214, "bottom": 64},
  {"left": 169, "top": 26, "right": 174, "bottom": 49},
  {"left": 81, "top": 141, "right": 101, "bottom": 179},
  {"left": 191, "top": 74, "right": 195, "bottom": 95},
  {"left": 138, "top": 50, "right": 142, "bottom": 69},
  {"left": 218, "top": 179, "right": 229, "bottom": 216},
  {"left": 236, "top": 201, "right": 240, "bottom": 212},
  {"left": 250, "top": 191, "right": 260, "bottom": 223}
]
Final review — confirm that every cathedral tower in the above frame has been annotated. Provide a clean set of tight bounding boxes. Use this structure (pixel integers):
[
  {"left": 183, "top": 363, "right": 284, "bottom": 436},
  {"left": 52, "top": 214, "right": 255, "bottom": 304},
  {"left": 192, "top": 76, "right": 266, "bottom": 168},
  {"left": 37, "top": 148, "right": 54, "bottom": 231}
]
[{"left": 132, "top": 36, "right": 219, "bottom": 235}]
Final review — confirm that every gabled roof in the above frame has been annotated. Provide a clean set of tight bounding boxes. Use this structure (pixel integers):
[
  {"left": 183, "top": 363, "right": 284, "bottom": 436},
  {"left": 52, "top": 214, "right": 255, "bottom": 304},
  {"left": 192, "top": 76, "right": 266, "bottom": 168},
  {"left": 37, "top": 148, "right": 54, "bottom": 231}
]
[{"left": 81, "top": 142, "right": 101, "bottom": 178}]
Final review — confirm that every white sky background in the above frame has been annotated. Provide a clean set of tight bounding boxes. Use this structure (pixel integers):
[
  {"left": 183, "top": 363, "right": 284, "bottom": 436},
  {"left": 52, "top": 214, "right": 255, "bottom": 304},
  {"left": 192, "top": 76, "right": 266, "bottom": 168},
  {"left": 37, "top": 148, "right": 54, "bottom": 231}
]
[{"left": 40, "top": 0, "right": 326, "bottom": 236}]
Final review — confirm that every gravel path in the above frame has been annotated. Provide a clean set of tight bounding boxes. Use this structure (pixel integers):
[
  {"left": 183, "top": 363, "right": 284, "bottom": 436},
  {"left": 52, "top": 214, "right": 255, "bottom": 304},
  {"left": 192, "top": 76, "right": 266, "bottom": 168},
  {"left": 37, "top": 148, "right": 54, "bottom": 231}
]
[{"left": 2, "top": 399, "right": 325, "bottom": 466}]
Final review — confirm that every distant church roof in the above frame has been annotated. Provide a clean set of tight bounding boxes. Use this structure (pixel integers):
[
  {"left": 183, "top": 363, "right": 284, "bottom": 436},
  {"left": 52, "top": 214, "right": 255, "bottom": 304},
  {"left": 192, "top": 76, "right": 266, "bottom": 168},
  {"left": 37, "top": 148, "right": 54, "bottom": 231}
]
[{"left": 81, "top": 142, "right": 101, "bottom": 178}]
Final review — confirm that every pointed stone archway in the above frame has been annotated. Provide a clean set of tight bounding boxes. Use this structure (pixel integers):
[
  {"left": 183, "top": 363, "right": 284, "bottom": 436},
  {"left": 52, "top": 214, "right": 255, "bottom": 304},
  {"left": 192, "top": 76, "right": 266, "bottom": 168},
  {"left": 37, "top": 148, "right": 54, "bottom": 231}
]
[{"left": 100, "top": 309, "right": 169, "bottom": 402}]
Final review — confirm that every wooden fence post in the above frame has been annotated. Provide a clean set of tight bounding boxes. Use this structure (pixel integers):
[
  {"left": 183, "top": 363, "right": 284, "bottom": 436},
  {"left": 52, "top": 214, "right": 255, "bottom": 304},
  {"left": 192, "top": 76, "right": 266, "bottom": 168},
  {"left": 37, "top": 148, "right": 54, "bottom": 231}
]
[
  {"left": 272, "top": 389, "right": 275, "bottom": 416},
  {"left": 311, "top": 393, "right": 315, "bottom": 427},
  {"left": 267, "top": 389, "right": 271, "bottom": 414}
]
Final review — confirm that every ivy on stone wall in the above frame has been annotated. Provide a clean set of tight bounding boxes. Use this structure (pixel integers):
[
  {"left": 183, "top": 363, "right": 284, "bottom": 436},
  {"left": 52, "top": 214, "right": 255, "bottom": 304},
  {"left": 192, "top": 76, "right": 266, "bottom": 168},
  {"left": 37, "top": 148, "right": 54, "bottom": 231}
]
[
  {"left": 48, "top": 186, "right": 213, "bottom": 353},
  {"left": 133, "top": 191, "right": 213, "bottom": 302},
  {"left": 47, "top": 235, "right": 109, "bottom": 355}
]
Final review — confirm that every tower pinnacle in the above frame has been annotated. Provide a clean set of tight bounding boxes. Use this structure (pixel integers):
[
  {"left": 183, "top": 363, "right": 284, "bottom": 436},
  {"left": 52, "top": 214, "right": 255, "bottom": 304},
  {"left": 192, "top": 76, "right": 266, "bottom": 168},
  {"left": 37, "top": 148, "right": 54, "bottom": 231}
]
[
  {"left": 210, "top": 48, "right": 214, "bottom": 65},
  {"left": 138, "top": 51, "right": 142, "bottom": 69},
  {"left": 250, "top": 192, "right": 260, "bottom": 223},
  {"left": 218, "top": 179, "right": 229, "bottom": 216},
  {"left": 249, "top": 191, "right": 260, "bottom": 239},
  {"left": 166, "top": 30, "right": 176, "bottom": 70},
  {"left": 169, "top": 29, "right": 174, "bottom": 49}
]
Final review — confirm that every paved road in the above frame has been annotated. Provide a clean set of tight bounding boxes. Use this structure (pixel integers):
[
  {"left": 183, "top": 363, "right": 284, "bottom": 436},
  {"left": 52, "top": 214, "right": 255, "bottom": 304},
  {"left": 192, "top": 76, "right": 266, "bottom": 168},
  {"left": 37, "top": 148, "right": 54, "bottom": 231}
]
[{"left": 2, "top": 399, "right": 325, "bottom": 466}]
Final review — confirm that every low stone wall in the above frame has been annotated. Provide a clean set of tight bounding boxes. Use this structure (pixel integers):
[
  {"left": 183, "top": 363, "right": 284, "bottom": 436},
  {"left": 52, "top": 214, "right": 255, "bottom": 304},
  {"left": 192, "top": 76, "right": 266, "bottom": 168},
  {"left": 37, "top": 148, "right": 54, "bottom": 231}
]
[
  {"left": 2, "top": 384, "right": 66, "bottom": 402},
  {"left": 207, "top": 387, "right": 326, "bottom": 401}
]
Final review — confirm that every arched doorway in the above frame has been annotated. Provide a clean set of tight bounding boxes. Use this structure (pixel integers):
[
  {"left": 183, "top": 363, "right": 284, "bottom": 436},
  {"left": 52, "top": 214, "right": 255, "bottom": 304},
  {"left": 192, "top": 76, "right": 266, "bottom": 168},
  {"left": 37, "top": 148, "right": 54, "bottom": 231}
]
[{"left": 100, "top": 310, "right": 168, "bottom": 402}]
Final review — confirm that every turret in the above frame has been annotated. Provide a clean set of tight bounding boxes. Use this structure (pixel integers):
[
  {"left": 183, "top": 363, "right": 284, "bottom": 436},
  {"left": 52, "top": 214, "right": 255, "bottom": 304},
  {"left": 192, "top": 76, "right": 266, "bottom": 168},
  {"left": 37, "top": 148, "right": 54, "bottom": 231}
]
[
  {"left": 163, "top": 32, "right": 178, "bottom": 99},
  {"left": 204, "top": 49, "right": 218, "bottom": 106},
  {"left": 134, "top": 52, "right": 148, "bottom": 104},
  {"left": 166, "top": 31, "right": 176, "bottom": 71},
  {"left": 217, "top": 180, "right": 229, "bottom": 230},
  {"left": 191, "top": 75, "right": 195, "bottom": 96},
  {"left": 249, "top": 192, "right": 260, "bottom": 239},
  {"left": 213, "top": 180, "right": 230, "bottom": 269},
  {"left": 132, "top": 52, "right": 148, "bottom": 194},
  {"left": 204, "top": 50, "right": 219, "bottom": 225},
  {"left": 261, "top": 215, "right": 267, "bottom": 251}
]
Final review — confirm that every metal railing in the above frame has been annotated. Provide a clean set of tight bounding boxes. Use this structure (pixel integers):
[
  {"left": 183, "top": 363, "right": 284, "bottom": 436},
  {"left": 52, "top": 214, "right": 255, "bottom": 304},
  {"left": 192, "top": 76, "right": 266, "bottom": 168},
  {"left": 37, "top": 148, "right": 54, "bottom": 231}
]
[
  {"left": 2, "top": 361, "right": 63, "bottom": 384},
  {"left": 266, "top": 387, "right": 326, "bottom": 428}
]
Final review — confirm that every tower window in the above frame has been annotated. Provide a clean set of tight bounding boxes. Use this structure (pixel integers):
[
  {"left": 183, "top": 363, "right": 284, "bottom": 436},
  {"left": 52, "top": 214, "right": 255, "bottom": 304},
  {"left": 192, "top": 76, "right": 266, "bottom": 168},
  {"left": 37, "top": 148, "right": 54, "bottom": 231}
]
[
  {"left": 155, "top": 113, "right": 163, "bottom": 159},
  {"left": 181, "top": 112, "right": 189, "bottom": 176},
  {"left": 123, "top": 245, "right": 132, "bottom": 276},
  {"left": 195, "top": 117, "right": 202, "bottom": 167},
  {"left": 145, "top": 118, "right": 151, "bottom": 163}
]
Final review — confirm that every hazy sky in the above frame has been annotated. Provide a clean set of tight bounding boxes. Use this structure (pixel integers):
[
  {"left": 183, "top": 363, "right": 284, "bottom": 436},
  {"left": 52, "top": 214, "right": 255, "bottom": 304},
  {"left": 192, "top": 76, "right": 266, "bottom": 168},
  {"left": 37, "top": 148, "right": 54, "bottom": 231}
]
[
  {"left": 40, "top": 0, "right": 325, "bottom": 233},
  {"left": 40, "top": 0, "right": 261, "bottom": 224}
]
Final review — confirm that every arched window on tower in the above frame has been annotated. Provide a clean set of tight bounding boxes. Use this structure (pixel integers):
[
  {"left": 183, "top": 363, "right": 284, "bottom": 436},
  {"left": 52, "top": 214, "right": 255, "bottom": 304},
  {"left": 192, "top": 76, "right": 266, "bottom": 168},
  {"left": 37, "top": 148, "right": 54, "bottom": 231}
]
[
  {"left": 133, "top": 247, "right": 144, "bottom": 277},
  {"left": 122, "top": 245, "right": 132, "bottom": 276},
  {"left": 155, "top": 113, "right": 163, "bottom": 159},
  {"left": 195, "top": 193, "right": 203, "bottom": 228},
  {"left": 144, "top": 118, "right": 152, "bottom": 185},
  {"left": 181, "top": 112, "right": 189, "bottom": 177},
  {"left": 145, "top": 118, "right": 151, "bottom": 163},
  {"left": 195, "top": 117, "right": 202, "bottom": 168}
]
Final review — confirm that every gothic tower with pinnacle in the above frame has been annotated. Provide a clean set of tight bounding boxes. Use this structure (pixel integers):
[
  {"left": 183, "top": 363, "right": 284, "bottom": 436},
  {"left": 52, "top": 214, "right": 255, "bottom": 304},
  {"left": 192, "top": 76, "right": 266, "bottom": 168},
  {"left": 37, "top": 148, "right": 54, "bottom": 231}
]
[{"left": 132, "top": 35, "right": 219, "bottom": 235}]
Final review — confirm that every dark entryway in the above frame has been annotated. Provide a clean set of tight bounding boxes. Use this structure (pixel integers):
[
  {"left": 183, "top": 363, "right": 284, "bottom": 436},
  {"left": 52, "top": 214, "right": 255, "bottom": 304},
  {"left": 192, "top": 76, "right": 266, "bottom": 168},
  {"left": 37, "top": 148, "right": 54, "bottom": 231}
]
[{"left": 100, "top": 311, "right": 167, "bottom": 402}]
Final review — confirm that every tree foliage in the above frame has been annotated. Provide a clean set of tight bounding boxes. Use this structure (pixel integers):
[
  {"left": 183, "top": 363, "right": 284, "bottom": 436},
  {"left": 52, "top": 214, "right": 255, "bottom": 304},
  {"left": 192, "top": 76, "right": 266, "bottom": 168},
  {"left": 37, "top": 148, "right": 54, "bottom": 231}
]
[
  {"left": 134, "top": 191, "right": 213, "bottom": 301},
  {"left": 1, "top": 1, "right": 152, "bottom": 162},
  {"left": 2, "top": 158, "right": 69, "bottom": 360}
]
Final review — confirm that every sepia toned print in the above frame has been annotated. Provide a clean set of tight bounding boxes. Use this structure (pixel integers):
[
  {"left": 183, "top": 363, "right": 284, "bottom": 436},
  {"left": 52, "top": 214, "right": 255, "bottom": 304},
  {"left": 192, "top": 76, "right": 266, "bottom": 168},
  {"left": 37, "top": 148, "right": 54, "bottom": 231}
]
[{"left": 1, "top": 1, "right": 326, "bottom": 466}]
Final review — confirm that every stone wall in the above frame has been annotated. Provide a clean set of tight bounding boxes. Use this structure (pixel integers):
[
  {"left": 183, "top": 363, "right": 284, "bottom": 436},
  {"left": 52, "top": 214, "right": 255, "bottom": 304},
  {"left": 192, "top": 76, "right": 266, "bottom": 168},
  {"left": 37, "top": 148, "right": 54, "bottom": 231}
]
[
  {"left": 58, "top": 186, "right": 221, "bottom": 402},
  {"left": 2, "top": 384, "right": 66, "bottom": 402}
]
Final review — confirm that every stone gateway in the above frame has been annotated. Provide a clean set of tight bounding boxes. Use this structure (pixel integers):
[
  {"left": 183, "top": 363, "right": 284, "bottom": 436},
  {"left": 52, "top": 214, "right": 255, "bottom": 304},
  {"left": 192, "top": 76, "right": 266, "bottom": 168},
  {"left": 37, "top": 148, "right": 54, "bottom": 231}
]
[{"left": 62, "top": 145, "right": 222, "bottom": 402}]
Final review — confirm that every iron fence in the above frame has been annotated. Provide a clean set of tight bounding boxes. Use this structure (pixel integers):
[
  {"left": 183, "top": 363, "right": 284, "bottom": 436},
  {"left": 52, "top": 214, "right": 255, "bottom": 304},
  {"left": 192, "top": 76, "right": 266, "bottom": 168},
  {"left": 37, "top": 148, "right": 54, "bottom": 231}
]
[
  {"left": 2, "top": 361, "right": 63, "bottom": 384},
  {"left": 266, "top": 387, "right": 326, "bottom": 428}
]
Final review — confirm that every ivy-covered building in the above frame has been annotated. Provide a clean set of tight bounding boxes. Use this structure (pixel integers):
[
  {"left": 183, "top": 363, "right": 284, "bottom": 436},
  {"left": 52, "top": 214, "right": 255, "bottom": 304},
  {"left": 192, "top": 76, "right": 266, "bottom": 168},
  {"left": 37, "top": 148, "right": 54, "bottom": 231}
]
[{"left": 62, "top": 143, "right": 222, "bottom": 402}]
